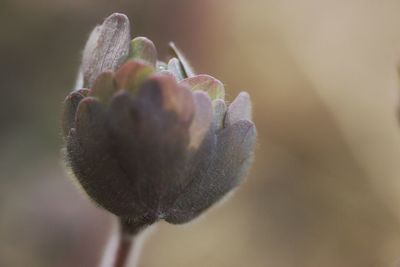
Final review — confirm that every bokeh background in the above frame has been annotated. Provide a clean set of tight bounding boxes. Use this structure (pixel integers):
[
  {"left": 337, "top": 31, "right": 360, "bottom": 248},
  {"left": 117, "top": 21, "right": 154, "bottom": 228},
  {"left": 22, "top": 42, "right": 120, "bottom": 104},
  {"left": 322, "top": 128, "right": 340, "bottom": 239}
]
[{"left": 2, "top": 0, "right": 400, "bottom": 266}]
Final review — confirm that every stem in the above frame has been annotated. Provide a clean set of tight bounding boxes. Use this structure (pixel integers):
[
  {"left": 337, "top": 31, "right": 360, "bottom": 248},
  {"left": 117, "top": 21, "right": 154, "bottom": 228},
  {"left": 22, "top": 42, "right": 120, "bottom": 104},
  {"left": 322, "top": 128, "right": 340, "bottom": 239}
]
[
  {"left": 113, "top": 227, "right": 133, "bottom": 267},
  {"left": 100, "top": 218, "right": 147, "bottom": 267}
]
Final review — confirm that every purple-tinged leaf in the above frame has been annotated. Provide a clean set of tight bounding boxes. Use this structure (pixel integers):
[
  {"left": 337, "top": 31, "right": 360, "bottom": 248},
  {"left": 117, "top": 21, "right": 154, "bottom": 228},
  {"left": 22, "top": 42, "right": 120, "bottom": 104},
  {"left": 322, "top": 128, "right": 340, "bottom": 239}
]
[
  {"left": 81, "top": 13, "right": 131, "bottom": 88},
  {"left": 90, "top": 71, "right": 116, "bottom": 104},
  {"left": 62, "top": 89, "right": 89, "bottom": 138},
  {"left": 114, "top": 60, "right": 154, "bottom": 93},
  {"left": 67, "top": 97, "right": 145, "bottom": 217},
  {"left": 108, "top": 86, "right": 192, "bottom": 214},
  {"left": 140, "top": 74, "right": 194, "bottom": 125},
  {"left": 166, "top": 120, "right": 256, "bottom": 224},
  {"left": 189, "top": 91, "right": 213, "bottom": 149},
  {"left": 212, "top": 99, "right": 227, "bottom": 131}
]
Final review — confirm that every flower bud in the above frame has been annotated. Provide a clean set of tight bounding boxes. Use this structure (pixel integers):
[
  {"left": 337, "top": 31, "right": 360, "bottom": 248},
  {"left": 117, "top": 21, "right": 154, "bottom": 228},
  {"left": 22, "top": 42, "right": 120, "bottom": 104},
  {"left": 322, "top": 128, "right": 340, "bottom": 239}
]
[{"left": 63, "top": 13, "right": 256, "bottom": 233}]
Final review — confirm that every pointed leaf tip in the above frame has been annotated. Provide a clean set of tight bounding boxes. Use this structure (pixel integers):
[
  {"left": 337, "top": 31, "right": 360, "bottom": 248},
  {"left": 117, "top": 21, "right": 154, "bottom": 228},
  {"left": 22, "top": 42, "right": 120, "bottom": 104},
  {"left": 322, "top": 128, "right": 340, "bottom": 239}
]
[{"left": 169, "top": 42, "right": 195, "bottom": 78}]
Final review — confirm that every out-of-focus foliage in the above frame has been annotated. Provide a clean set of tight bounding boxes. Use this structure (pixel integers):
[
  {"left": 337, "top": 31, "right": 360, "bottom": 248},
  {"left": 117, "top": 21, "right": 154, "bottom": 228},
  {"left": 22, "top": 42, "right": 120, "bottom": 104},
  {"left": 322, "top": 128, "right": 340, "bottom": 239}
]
[{"left": 2, "top": 1, "right": 400, "bottom": 267}]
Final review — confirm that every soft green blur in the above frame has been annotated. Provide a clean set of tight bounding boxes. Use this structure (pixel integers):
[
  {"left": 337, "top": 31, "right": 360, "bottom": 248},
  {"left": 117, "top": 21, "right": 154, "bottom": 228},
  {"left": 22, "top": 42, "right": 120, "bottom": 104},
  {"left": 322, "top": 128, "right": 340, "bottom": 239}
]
[{"left": 2, "top": 0, "right": 400, "bottom": 266}]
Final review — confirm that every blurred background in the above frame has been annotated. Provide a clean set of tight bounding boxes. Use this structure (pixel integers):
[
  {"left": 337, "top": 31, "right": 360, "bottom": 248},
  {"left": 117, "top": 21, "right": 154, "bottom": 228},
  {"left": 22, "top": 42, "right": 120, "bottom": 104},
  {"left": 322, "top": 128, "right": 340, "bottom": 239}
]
[{"left": 2, "top": 0, "right": 400, "bottom": 266}]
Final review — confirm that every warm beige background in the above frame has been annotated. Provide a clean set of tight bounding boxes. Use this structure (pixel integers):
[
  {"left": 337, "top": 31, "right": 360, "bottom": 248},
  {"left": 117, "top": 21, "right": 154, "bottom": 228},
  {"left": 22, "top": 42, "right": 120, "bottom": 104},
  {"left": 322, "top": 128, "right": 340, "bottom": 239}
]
[{"left": 2, "top": 0, "right": 400, "bottom": 266}]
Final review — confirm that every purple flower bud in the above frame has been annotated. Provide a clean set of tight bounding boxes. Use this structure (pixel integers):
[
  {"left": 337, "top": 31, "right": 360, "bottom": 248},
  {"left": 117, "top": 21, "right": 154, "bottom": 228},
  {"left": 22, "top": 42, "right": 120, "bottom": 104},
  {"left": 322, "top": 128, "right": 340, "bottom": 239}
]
[{"left": 63, "top": 13, "right": 256, "bottom": 233}]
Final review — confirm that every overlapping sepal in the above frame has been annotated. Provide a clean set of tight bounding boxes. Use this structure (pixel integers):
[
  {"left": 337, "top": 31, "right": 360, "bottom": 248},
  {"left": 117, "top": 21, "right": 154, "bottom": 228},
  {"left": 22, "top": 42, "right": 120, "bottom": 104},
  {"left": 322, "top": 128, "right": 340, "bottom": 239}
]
[
  {"left": 81, "top": 13, "right": 131, "bottom": 88},
  {"left": 64, "top": 64, "right": 197, "bottom": 227},
  {"left": 165, "top": 104, "right": 256, "bottom": 224}
]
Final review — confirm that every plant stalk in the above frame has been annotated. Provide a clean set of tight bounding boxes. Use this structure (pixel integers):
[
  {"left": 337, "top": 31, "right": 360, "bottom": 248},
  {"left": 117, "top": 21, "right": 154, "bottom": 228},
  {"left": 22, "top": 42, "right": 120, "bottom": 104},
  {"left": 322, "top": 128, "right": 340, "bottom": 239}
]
[
  {"left": 113, "top": 229, "right": 134, "bottom": 267},
  {"left": 100, "top": 218, "right": 146, "bottom": 267}
]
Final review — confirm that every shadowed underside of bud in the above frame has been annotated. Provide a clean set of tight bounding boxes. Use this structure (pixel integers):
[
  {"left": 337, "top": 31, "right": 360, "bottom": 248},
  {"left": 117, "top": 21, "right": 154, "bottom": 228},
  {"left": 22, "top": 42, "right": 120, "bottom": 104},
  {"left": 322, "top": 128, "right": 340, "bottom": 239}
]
[{"left": 63, "top": 13, "right": 256, "bottom": 233}]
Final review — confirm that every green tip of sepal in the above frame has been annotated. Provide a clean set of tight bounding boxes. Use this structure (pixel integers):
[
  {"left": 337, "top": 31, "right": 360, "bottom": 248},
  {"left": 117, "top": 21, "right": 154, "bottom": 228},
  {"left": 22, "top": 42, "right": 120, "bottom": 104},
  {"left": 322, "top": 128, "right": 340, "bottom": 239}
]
[
  {"left": 115, "top": 60, "right": 154, "bottom": 93},
  {"left": 129, "top": 37, "right": 158, "bottom": 67},
  {"left": 179, "top": 74, "right": 225, "bottom": 100},
  {"left": 90, "top": 71, "right": 117, "bottom": 104}
]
